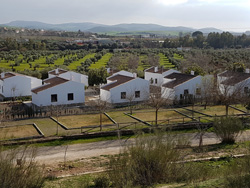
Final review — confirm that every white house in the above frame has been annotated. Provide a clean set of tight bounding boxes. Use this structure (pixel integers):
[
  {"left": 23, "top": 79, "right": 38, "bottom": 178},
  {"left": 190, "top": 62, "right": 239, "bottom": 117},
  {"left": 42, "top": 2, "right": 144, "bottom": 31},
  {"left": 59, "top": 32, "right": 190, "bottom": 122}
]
[
  {"left": 48, "top": 68, "right": 88, "bottom": 87},
  {"left": 31, "top": 77, "right": 85, "bottom": 107},
  {"left": 144, "top": 66, "right": 180, "bottom": 86},
  {"left": 161, "top": 72, "right": 202, "bottom": 100},
  {"left": 0, "top": 72, "right": 42, "bottom": 98},
  {"left": 100, "top": 74, "right": 149, "bottom": 104},
  {"left": 217, "top": 70, "right": 250, "bottom": 96}
]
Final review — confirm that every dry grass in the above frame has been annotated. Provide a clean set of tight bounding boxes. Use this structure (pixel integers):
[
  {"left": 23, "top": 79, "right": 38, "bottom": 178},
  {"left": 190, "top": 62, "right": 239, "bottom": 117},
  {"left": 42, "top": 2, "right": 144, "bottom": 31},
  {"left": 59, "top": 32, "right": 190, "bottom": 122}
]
[
  {"left": 187, "top": 105, "right": 245, "bottom": 116},
  {"left": 106, "top": 111, "right": 138, "bottom": 123},
  {"left": 0, "top": 125, "right": 39, "bottom": 140},
  {"left": 133, "top": 109, "right": 189, "bottom": 123},
  {"left": 57, "top": 114, "right": 113, "bottom": 128}
]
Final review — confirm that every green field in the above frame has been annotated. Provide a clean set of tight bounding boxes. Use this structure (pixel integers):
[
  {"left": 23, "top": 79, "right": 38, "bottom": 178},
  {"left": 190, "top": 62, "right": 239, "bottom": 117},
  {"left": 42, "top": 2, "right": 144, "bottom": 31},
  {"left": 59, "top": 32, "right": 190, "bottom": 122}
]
[
  {"left": 159, "top": 53, "right": 175, "bottom": 68},
  {"left": 89, "top": 53, "right": 113, "bottom": 69},
  {"left": 0, "top": 124, "right": 40, "bottom": 140}
]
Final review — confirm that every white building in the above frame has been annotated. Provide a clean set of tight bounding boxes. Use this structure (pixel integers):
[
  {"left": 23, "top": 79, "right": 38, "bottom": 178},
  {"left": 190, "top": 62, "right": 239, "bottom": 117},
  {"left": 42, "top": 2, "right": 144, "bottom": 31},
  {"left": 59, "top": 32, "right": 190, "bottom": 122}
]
[
  {"left": 161, "top": 72, "right": 202, "bottom": 100},
  {"left": 100, "top": 74, "right": 149, "bottom": 104},
  {"left": 48, "top": 68, "right": 88, "bottom": 87},
  {"left": 144, "top": 66, "right": 180, "bottom": 86},
  {"left": 217, "top": 70, "right": 250, "bottom": 96},
  {"left": 0, "top": 72, "right": 42, "bottom": 98},
  {"left": 31, "top": 77, "right": 85, "bottom": 107}
]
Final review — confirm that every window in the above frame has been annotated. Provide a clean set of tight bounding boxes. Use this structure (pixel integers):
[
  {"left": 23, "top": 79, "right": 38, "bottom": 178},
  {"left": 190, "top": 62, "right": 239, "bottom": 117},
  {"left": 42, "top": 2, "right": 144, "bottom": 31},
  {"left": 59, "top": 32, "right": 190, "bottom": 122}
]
[
  {"left": 68, "top": 93, "right": 74, "bottom": 101},
  {"left": 135, "top": 91, "right": 140, "bottom": 98},
  {"left": 150, "top": 78, "right": 153, "bottom": 84},
  {"left": 155, "top": 78, "right": 158, "bottom": 84},
  {"left": 184, "top": 89, "right": 189, "bottom": 95},
  {"left": 196, "top": 88, "right": 201, "bottom": 95},
  {"left": 51, "top": 94, "right": 57, "bottom": 102},
  {"left": 121, "top": 92, "right": 126, "bottom": 99}
]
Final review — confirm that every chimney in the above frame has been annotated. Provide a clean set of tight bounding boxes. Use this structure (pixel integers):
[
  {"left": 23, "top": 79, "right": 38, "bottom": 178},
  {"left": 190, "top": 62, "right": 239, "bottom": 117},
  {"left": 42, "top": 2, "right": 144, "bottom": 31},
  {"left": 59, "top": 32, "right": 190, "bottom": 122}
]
[
  {"left": 246, "top": 69, "right": 250, "bottom": 74},
  {"left": 107, "top": 68, "right": 111, "bottom": 74},
  {"left": 154, "top": 66, "right": 158, "bottom": 73},
  {"left": 191, "top": 71, "right": 195, "bottom": 75},
  {"left": 55, "top": 68, "right": 59, "bottom": 74},
  {"left": 133, "top": 73, "right": 137, "bottom": 78},
  {"left": 1, "top": 72, "right": 5, "bottom": 79}
]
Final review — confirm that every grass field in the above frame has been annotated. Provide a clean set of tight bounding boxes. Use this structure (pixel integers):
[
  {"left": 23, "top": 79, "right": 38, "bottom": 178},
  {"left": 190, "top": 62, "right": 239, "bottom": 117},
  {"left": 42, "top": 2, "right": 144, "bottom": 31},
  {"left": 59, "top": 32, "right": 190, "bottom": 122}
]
[
  {"left": 186, "top": 105, "right": 245, "bottom": 116},
  {"left": 89, "top": 53, "right": 112, "bottom": 69},
  {"left": 0, "top": 124, "right": 39, "bottom": 140},
  {"left": 0, "top": 53, "right": 97, "bottom": 72},
  {"left": 132, "top": 109, "right": 193, "bottom": 124},
  {"left": 56, "top": 114, "right": 113, "bottom": 128},
  {"left": 159, "top": 53, "right": 175, "bottom": 68},
  {"left": 106, "top": 111, "right": 138, "bottom": 124},
  {"left": 138, "top": 55, "right": 151, "bottom": 71},
  {"left": 68, "top": 53, "right": 96, "bottom": 70},
  {"left": 173, "top": 53, "right": 184, "bottom": 60}
]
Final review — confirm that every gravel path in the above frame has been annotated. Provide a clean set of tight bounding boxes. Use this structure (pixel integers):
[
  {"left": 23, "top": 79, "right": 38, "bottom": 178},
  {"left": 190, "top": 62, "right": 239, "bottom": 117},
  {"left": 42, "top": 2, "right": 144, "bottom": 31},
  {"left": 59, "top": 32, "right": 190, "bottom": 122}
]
[{"left": 10, "top": 130, "right": 250, "bottom": 165}]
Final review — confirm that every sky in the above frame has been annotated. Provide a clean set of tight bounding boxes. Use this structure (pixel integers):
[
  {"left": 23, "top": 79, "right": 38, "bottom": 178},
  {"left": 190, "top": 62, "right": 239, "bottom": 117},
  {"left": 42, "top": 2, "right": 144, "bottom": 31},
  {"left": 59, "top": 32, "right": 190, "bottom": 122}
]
[{"left": 1, "top": 0, "right": 250, "bottom": 32}]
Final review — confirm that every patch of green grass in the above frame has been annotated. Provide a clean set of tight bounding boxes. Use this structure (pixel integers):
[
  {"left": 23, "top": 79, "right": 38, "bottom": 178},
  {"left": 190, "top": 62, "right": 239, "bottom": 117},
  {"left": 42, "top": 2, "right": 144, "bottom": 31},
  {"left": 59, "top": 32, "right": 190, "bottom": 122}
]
[
  {"left": 159, "top": 53, "right": 175, "bottom": 68},
  {"left": 173, "top": 53, "right": 184, "bottom": 60},
  {"left": 68, "top": 53, "right": 96, "bottom": 70},
  {"left": 44, "top": 174, "right": 94, "bottom": 188},
  {"left": 89, "top": 53, "right": 112, "bottom": 69}
]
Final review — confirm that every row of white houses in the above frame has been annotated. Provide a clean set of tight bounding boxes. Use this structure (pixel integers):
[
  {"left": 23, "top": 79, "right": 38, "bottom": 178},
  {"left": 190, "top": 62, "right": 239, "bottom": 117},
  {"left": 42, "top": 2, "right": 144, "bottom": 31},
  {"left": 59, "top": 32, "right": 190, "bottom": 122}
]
[
  {"left": 1, "top": 66, "right": 250, "bottom": 107},
  {"left": 99, "top": 67, "right": 203, "bottom": 104}
]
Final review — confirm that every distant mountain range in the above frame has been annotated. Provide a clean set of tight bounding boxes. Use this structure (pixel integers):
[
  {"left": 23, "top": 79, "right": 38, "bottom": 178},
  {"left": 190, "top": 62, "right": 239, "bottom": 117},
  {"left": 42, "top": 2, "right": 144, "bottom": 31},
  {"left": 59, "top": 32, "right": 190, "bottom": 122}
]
[{"left": 0, "top": 20, "right": 225, "bottom": 34}]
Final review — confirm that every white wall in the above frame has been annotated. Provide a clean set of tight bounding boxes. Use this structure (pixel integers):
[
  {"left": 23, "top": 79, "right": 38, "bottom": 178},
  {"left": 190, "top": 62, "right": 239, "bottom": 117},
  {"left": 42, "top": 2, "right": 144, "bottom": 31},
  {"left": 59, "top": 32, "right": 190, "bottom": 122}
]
[
  {"left": 100, "top": 89, "right": 111, "bottom": 103},
  {"left": 162, "top": 76, "right": 202, "bottom": 100},
  {"left": 32, "top": 81, "right": 85, "bottom": 106},
  {"left": 30, "top": 77, "right": 43, "bottom": 89},
  {"left": 103, "top": 78, "right": 149, "bottom": 104},
  {"left": 49, "top": 71, "right": 89, "bottom": 86},
  {"left": 3, "top": 76, "right": 32, "bottom": 98},
  {"left": 0, "top": 80, "right": 4, "bottom": 95},
  {"left": 145, "top": 69, "right": 180, "bottom": 86},
  {"left": 60, "top": 72, "right": 89, "bottom": 86},
  {"left": 219, "top": 78, "right": 250, "bottom": 96}
]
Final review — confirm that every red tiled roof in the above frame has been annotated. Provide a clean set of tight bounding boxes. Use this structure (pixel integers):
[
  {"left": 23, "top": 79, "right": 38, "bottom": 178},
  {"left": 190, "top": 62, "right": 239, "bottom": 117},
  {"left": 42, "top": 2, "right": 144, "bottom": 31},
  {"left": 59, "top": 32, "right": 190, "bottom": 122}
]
[
  {"left": 162, "top": 73, "right": 196, "bottom": 89},
  {"left": 101, "top": 75, "right": 135, "bottom": 91},
  {"left": 32, "top": 77, "right": 69, "bottom": 94},
  {"left": 0, "top": 72, "right": 16, "bottom": 80},
  {"left": 145, "top": 67, "right": 169, "bottom": 74},
  {"left": 220, "top": 71, "right": 250, "bottom": 86}
]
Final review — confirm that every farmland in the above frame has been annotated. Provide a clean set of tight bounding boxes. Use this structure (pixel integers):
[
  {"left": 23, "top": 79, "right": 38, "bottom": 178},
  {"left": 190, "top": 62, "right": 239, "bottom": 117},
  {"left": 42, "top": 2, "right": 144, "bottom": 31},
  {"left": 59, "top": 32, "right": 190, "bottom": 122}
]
[{"left": 0, "top": 49, "right": 183, "bottom": 76}]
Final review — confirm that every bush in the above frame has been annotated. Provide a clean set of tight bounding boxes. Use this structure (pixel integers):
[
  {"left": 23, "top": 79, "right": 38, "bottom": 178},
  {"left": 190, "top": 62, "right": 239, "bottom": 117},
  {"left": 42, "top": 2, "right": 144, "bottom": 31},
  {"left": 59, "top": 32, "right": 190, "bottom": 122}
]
[
  {"left": 213, "top": 117, "right": 243, "bottom": 144},
  {"left": 108, "top": 133, "right": 191, "bottom": 188},
  {"left": 93, "top": 175, "right": 110, "bottom": 188},
  {"left": 0, "top": 148, "right": 45, "bottom": 188}
]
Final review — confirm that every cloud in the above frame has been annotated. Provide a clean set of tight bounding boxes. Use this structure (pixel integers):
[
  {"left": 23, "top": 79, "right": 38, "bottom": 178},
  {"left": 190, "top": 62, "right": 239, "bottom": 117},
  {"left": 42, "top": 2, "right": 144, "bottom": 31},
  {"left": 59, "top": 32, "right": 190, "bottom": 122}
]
[{"left": 156, "top": 0, "right": 189, "bottom": 6}]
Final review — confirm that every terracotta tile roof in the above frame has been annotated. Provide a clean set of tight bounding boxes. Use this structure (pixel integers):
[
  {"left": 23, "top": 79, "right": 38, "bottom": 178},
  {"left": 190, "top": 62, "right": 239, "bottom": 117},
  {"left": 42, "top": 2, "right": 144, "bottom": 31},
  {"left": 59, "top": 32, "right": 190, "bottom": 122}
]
[
  {"left": 32, "top": 77, "right": 69, "bottom": 94},
  {"left": 145, "top": 66, "right": 169, "bottom": 74},
  {"left": 220, "top": 71, "right": 250, "bottom": 86},
  {"left": 162, "top": 73, "right": 196, "bottom": 89},
  {"left": 101, "top": 75, "right": 135, "bottom": 91},
  {"left": 0, "top": 72, "right": 16, "bottom": 80},
  {"left": 49, "top": 69, "right": 68, "bottom": 76}
]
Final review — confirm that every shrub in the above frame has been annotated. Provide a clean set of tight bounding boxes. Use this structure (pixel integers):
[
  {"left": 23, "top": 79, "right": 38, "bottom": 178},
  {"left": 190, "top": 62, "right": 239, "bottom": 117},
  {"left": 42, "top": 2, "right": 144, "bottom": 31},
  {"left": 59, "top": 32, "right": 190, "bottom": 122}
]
[
  {"left": 213, "top": 117, "right": 243, "bottom": 144},
  {"left": 93, "top": 175, "right": 110, "bottom": 188},
  {"left": 0, "top": 148, "right": 45, "bottom": 188},
  {"left": 108, "top": 133, "right": 190, "bottom": 187}
]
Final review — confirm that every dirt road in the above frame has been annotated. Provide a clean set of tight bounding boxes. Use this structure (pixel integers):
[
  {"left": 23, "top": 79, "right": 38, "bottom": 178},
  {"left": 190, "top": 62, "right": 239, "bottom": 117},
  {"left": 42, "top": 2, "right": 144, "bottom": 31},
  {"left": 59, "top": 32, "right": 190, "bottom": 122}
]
[{"left": 12, "top": 131, "right": 250, "bottom": 165}]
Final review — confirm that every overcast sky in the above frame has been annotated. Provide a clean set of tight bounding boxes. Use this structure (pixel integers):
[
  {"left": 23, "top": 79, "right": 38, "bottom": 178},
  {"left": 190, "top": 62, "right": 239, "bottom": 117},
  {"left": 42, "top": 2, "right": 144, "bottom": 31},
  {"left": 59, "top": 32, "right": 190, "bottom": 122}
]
[{"left": 1, "top": 0, "right": 250, "bottom": 32}]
